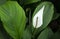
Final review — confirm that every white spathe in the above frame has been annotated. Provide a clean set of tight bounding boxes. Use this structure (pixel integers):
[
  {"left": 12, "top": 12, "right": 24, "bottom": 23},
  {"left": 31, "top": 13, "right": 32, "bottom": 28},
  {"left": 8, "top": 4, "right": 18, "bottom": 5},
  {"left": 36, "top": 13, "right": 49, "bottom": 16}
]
[{"left": 33, "top": 6, "right": 45, "bottom": 28}]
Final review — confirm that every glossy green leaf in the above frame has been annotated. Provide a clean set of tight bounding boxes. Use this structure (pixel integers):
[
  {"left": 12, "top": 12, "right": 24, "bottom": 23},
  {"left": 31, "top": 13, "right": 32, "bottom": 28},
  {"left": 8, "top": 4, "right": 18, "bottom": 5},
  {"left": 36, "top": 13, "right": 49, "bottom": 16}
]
[
  {"left": 23, "top": 0, "right": 41, "bottom": 5},
  {"left": 0, "top": 1, "right": 26, "bottom": 39},
  {"left": 38, "top": 27, "right": 54, "bottom": 39},
  {"left": 32, "top": 2, "right": 54, "bottom": 29}
]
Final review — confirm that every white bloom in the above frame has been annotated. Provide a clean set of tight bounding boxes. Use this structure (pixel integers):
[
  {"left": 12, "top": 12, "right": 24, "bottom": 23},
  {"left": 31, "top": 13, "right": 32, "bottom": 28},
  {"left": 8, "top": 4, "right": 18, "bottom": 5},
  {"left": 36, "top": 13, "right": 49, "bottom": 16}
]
[{"left": 33, "top": 6, "right": 45, "bottom": 28}]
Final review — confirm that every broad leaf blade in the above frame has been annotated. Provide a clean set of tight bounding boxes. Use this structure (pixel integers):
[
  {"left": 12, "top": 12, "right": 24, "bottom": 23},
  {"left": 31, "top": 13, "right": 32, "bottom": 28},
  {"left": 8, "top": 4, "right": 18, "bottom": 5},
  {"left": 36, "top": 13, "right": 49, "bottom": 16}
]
[
  {"left": 38, "top": 27, "right": 54, "bottom": 39},
  {"left": 32, "top": 2, "right": 54, "bottom": 30},
  {"left": 0, "top": 1, "right": 26, "bottom": 39}
]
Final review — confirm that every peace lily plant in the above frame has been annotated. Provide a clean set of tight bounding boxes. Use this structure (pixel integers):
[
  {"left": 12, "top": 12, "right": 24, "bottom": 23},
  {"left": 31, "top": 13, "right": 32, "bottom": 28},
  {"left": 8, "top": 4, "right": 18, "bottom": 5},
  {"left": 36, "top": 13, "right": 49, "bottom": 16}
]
[{"left": 0, "top": 0, "right": 60, "bottom": 39}]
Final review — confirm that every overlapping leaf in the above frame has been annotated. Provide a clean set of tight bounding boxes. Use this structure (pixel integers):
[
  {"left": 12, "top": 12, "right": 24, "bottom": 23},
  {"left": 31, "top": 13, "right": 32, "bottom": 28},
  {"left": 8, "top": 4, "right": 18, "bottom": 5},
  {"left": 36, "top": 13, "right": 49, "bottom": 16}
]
[
  {"left": 0, "top": 1, "right": 26, "bottom": 39},
  {"left": 33, "top": 2, "right": 54, "bottom": 29},
  {"left": 38, "top": 27, "right": 54, "bottom": 39}
]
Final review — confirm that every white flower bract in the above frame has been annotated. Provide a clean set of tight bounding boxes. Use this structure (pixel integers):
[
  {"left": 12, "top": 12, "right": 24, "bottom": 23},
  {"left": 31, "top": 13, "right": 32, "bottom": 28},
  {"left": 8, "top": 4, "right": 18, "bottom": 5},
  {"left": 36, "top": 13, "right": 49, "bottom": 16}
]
[{"left": 33, "top": 6, "right": 45, "bottom": 28}]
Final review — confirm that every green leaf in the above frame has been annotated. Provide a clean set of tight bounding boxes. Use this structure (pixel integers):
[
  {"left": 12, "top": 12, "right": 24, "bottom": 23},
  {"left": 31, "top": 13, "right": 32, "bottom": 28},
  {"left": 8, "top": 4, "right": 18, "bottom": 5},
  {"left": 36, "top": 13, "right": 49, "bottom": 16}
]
[
  {"left": 0, "top": 0, "right": 6, "bottom": 5},
  {"left": 22, "top": 29, "right": 32, "bottom": 39},
  {"left": 32, "top": 2, "right": 54, "bottom": 29},
  {"left": 38, "top": 27, "right": 54, "bottom": 39},
  {"left": 52, "top": 13, "right": 60, "bottom": 20},
  {"left": 0, "top": 1, "right": 26, "bottom": 39},
  {"left": 23, "top": 0, "right": 41, "bottom": 5}
]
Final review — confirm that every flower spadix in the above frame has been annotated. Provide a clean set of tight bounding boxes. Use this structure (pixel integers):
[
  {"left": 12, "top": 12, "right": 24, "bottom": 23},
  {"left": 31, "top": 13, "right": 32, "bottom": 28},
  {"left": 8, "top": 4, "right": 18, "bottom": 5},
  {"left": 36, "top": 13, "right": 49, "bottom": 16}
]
[{"left": 33, "top": 6, "right": 45, "bottom": 28}]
